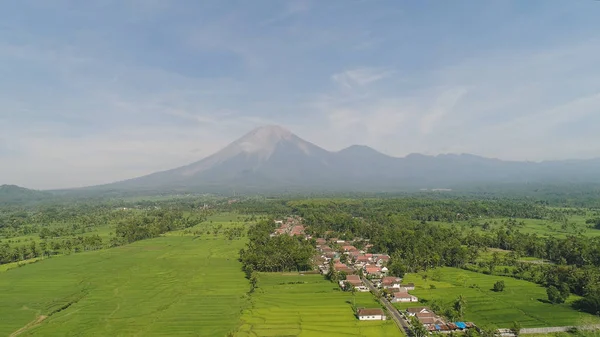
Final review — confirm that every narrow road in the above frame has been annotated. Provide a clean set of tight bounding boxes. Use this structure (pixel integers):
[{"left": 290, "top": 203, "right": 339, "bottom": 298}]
[{"left": 362, "top": 277, "right": 412, "bottom": 336}]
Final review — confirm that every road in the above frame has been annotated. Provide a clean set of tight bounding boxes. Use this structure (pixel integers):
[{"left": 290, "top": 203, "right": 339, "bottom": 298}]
[{"left": 362, "top": 277, "right": 412, "bottom": 336}]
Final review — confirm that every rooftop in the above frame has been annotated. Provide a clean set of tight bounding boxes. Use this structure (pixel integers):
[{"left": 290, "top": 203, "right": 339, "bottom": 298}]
[{"left": 357, "top": 308, "right": 385, "bottom": 317}]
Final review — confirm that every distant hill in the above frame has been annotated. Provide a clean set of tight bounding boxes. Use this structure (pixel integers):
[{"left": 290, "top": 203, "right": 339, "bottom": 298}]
[
  {"left": 0, "top": 185, "right": 53, "bottom": 204},
  {"left": 87, "top": 125, "right": 600, "bottom": 194}
]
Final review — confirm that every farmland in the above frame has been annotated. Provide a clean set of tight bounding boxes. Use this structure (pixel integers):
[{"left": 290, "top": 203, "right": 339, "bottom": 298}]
[
  {"left": 236, "top": 273, "right": 402, "bottom": 337},
  {"left": 437, "top": 214, "right": 600, "bottom": 238},
  {"left": 0, "top": 234, "right": 249, "bottom": 336},
  {"left": 395, "top": 267, "right": 600, "bottom": 329}
]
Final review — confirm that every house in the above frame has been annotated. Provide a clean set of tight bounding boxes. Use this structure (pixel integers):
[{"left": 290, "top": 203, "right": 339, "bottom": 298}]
[
  {"left": 355, "top": 255, "right": 370, "bottom": 263},
  {"left": 418, "top": 316, "right": 437, "bottom": 326},
  {"left": 342, "top": 245, "right": 358, "bottom": 252},
  {"left": 389, "top": 287, "right": 409, "bottom": 293},
  {"left": 320, "top": 246, "right": 333, "bottom": 253},
  {"left": 344, "top": 275, "right": 363, "bottom": 286},
  {"left": 357, "top": 308, "right": 386, "bottom": 321},
  {"left": 334, "top": 263, "right": 355, "bottom": 274},
  {"left": 400, "top": 283, "right": 415, "bottom": 290},
  {"left": 315, "top": 238, "right": 326, "bottom": 246},
  {"left": 290, "top": 225, "right": 305, "bottom": 236},
  {"left": 391, "top": 292, "right": 419, "bottom": 303},
  {"left": 339, "top": 275, "right": 369, "bottom": 292},
  {"left": 380, "top": 276, "right": 402, "bottom": 288},
  {"left": 406, "top": 307, "right": 433, "bottom": 317},
  {"left": 374, "top": 254, "right": 390, "bottom": 265},
  {"left": 364, "top": 265, "right": 382, "bottom": 276}
]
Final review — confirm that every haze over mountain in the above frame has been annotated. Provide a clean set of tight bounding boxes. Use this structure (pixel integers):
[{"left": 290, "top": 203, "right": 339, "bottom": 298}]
[{"left": 94, "top": 125, "right": 600, "bottom": 193}]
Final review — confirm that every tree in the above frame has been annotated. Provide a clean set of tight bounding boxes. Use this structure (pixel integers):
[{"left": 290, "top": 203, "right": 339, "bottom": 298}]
[
  {"left": 409, "top": 316, "right": 428, "bottom": 337},
  {"left": 340, "top": 254, "right": 348, "bottom": 264},
  {"left": 547, "top": 286, "right": 566, "bottom": 304},
  {"left": 558, "top": 283, "right": 570, "bottom": 301},
  {"left": 510, "top": 321, "right": 521, "bottom": 336},
  {"left": 454, "top": 295, "right": 467, "bottom": 320},
  {"left": 249, "top": 272, "right": 258, "bottom": 293},
  {"left": 493, "top": 280, "right": 505, "bottom": 292}
]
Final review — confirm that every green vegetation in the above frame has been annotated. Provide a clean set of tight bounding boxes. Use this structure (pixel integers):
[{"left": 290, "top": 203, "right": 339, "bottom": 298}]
[
  {"left": 3, "top": 194, "right": 600, "bottom": 336},
  {"left": 236, "top": 273, "right": 401, "bottom": 337},
  {"left": 239, "top": 220, "right": 315, "bottom": 274},
  {"left": 398, "top": 267, "right": 600, "bottom": 328},
  {"left": 0, "top": 231, "right": 249, "bottom": 336}
]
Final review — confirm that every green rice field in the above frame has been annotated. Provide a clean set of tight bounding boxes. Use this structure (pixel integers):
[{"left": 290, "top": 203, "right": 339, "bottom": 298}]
[
  {"left": 0, "top": 235, "right": 249, "bottom": 336},
  {"left": 396, "top": 267, "right": 600, "bottom": 329},
  {"left": 437, "top": 215, "right": 600, "bottom": 238},
  {"left": 235, "top": 273, "right": 402, "bottom": 337}
]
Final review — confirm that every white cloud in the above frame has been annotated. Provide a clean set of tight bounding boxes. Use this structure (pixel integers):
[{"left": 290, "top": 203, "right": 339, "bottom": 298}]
[
  {"left": 331, "top": 67, "right": 394, "bottom": 88},
  {"left": 419, "top": 87, "right": 468, "bottom": 135}
]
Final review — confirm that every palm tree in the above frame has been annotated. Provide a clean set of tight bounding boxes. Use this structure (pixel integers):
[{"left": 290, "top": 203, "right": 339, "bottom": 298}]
[{"left": 454, "top": 295, "right": 466, "bottom": 320}]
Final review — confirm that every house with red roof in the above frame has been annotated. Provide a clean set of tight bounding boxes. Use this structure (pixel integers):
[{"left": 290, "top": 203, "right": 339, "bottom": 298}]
[
  {"left": 391, "top": 292, "right": 419, "bottom": 303},
  {"left": 364, "top": 265, "right": 382, "bottom": 277}
]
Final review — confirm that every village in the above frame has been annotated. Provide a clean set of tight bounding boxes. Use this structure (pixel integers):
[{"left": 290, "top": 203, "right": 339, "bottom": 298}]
[{"left": 272, "top": 217, "right": 478, "bottom": 335}]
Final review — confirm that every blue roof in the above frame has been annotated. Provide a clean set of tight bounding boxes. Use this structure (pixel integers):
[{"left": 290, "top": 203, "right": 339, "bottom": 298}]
[
  {"left": 435, "top": 325, "right": 441, "bottom": 330},
  {"left": 455, "top": 322, "right": 467, "bottom": 329}
]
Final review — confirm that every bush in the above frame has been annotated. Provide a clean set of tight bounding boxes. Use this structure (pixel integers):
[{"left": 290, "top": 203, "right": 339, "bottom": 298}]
[
  {"left": 493, "top": 280, "right": 505, "bottom": 292},
  {"left": 546, "top": 286, "right": 566, "bottom": 304}
]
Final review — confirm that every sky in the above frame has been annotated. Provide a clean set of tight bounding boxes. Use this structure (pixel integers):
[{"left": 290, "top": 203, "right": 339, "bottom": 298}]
[{"left": 1, "top": 0, "right": 600, "bottom": 189}]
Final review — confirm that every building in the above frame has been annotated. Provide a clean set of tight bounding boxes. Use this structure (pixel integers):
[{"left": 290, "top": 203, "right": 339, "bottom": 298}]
[
  {"left": 400, "top": 283, "right": 415, "bottom": 290},
  {"left": 380, "top": 276, "right": 402, "bottom": 288},
  {"left": 406, "top": 307, "right": 433, "bottom": 317},
  {"left": 374, "top": 254, "right": 390, "bottom": 265},
  {"left": 355, "top": 255, "right": 370, "bottom": 264},
  {"left": 357, "top": 308, "right": 386, "bottom": 321},
  {"left": 334, "top": 263, "right": 355, "bottom": 274},
  {"left": 364, "top": 265, "right": 382, "bottom": 277},
  {"left": 339, "top": 275, "right": 369, "bottom": 292},
  {"left": 391, "top": 292, "right": 419, "bottom": 303}
]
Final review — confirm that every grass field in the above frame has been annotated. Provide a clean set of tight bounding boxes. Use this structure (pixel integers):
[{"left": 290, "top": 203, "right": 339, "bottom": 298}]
[
  {"left": 436, "top": 215, "right": 600, "bottom": 238},
  {"left": 235, "top": 273, "right": 402, "bottom": 337},
  {"left": 394, "top": 267, "right": 600, "bottom": 329},
  {"left": 0, "top": 234, "right": 249, "bottom": 336}
]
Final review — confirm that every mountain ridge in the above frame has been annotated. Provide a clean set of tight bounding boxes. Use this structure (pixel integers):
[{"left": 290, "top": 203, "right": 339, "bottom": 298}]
[{"left": 83, "top": 125, "right": 600, "bottom": 193}]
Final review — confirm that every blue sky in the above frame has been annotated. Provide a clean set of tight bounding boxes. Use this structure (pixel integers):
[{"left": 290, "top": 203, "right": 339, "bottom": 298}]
[{"left": 1, "top": 0, "right": 600, "bottom": 189}]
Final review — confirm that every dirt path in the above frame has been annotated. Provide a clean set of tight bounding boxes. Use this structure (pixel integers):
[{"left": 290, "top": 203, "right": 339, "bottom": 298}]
[{"left": 9, "top": 315, "right": 48, "bottom": 337}]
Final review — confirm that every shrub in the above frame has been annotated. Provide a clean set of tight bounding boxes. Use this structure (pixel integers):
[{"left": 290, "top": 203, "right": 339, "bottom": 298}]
[{"left": 493, "top": 280, "right": 505, "bottom": 292}]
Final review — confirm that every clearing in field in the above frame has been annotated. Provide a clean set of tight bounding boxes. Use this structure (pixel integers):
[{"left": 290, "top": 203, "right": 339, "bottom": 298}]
[
  {"left": 236, "top": 273, "right": 402, "bottom": 337},
  {"left": 396, "top": 267, "right": 600, "bottom": 329},
  {"left": 0, "top": 235, "right": 249, "bottom": 336}
]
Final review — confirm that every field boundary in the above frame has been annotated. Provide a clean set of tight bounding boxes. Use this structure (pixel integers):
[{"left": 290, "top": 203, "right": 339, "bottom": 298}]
[
  {"left": 520, "top": 325, "right": 600, "bottom": 334},
  {"left": 9, "top": 315, "right": 48, "bottom": 337}
]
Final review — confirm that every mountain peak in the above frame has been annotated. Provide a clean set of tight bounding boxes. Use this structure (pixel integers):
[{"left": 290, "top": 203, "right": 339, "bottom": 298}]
[
  {"left": 235, "top": 125, "right": 296, "bottom": 156},
  {"left": 245, "top": 125, "right": 292, "bottom": 140}
]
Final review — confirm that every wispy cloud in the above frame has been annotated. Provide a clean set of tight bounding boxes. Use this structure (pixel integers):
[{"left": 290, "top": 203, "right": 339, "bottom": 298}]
[
  {"left": 419, "top": 87, "right": 468, "bottom": 135},
  {"left": 331, "top": 67, "right": 395, "bottom": 89},
  {"left": 2, "top": 1, "right": 600, "bottom": 188}
]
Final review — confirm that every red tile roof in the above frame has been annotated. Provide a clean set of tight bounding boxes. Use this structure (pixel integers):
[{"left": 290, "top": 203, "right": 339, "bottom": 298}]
[
  {"left": 365, "top": 266, "right": 381, "bottom": 274},
  {"left": 381, "top": 276, "right": 402, "bottom": 285}
]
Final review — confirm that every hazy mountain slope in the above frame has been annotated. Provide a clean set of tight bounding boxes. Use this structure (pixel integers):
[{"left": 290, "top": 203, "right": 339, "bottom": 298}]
[
  {"left": 84, "top": 125, "right": 600, "bottom": 193},
  {"left": 0, "top": 185, "right": 53, "bottom": 204}
]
